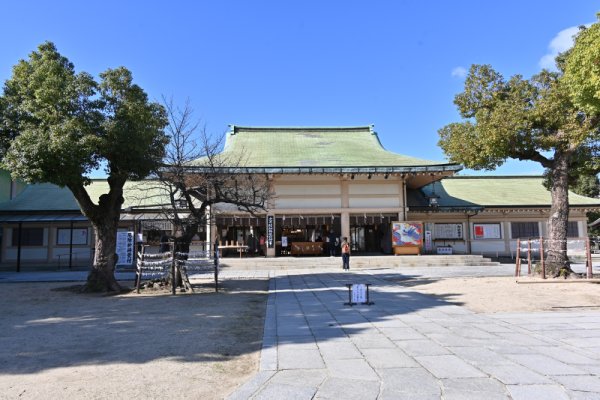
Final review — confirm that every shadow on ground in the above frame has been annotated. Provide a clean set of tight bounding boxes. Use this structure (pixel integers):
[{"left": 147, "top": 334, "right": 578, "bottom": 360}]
[{"left": 1, "top": 271, "right": 461, "bottom": 374}]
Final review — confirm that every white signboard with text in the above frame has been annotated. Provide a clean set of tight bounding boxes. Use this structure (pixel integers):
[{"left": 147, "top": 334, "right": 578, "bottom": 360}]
[{"left": 116, "top": 231, "right": 135, "bottom": 265}]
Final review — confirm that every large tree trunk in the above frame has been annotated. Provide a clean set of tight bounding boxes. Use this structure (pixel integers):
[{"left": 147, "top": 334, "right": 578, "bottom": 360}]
[
  {"left": 69, "top": 179, "right": 126, "bottom": 293},
  {"left": 545, "top": 153, "right": 571, "bottom": 276},
  {"left": 86, "top": 218, "right": 122, "bottom": 292}
]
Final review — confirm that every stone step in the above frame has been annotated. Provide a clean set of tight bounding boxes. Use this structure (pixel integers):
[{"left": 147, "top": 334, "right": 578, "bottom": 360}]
[{"left": 219, "top": 254, "right": 502, "bottom": 270}]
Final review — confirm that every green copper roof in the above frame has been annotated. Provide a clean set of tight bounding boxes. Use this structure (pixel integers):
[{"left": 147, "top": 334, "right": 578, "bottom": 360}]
[
  {"left": 189, "top": 126, "right": 459, "bottom": 169},
  {"left": 0, "top": 180, "right": 171, "bottom": 213},
  {"left": 418, "top": 176, "right": 600, "bottom": 208}
]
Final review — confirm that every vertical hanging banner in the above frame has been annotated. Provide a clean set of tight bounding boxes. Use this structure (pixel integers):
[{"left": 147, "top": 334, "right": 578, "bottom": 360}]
[
  {"left": 267, "top": 215, "right": 274, "bottom": 248},
  {"left": 116, "top": 231, "right": 134, "bottom": 266}
]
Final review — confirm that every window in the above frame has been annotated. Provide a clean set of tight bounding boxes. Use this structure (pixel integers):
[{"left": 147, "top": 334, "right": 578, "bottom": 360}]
[
  {"left": 12, "top": 227, "right": 44, "bottom": 246},
  {"left": 567, "top": 221, "right": 579, "bottom": 238},
  {"left": 511, "top": 222, "right": 539, "bottom": 239},
  {"left": 473, "top": 223, "right": 501, "bottom": 239},
  {"left": 57, "top": 228, "right": 88, "bottom": 245}
]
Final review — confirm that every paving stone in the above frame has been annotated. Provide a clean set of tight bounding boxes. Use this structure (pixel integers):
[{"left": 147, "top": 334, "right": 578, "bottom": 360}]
[
  {"left": 566, "top": 389, "right": 600, "bottom": 400},
  {"left": 479, "top": 363, "right": 552, "bottom": 385},
  {"left": 551, "top": 375, "right": 600, "bottom": 392},
  {"left": 226, "top": 370, "right": 275, "bottom": 400},
  {"left": 370, "top": 318, "right": 409, "bottom": 328},
  {"left": 506, "top": 384, "right": 569, "bottom": 400},
  {"left": 533, "top": 345, "right": 599, "bottom": 365},
  {"left": 278, "top": 348, "right": 325, "bottom": 370},
  {"left": 441, "top": 377, "right": 510, "bottom": 400},
  {"left": 379, "top": 327, "right": 426, "bottom": 341},
  {"left": 504, "top": 354, "right": 586, "bottom": 376},
  {"left": 394, "top": 339, "right": 451, "bottom": 356},
  {"left": 318, "top": 341, "right": 363, "bottom": 360},
  {"left": 315, "top": 377, "right": 380, "bottom": 400},
  {"left": 447, "top": 346, "right": 512, "bottom": 366},
  {"left": 378, "top": 367, "right": 440, "bottom": 395},
  {"left": 350, "top": 333, "right": 397, "bottom": 349},
  {"left": 415, "top": 355, "right": 487, "bottom": 378},
  {"left": 268, "top": 369, "right": 327, "bottom": 388},
  {"left": 260, "top": 344, "right": 277, "bottom": 371},
  {"left": 409, "top": 322, "right": 451, "bottom": 334},
  {"left": 362, "top": 348, "right": 418, "bottom": 368},
  {"left": 494, "top": 332, "right": 553, "bottom": 346},
  {"left": 447, "top": 326, "right": 498, "bottom": 339},
  {"left": 325, "top": 358, "right": 379, "bottom": 381},
  {"left": 253, "top": 383, "right": 317, "bottom": 400},
  {"left": 470, "top": 323, "right": 514, "bottom": 333}
]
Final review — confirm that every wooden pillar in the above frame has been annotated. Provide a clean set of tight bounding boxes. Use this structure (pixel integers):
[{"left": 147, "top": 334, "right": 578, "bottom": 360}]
[
  {"left": 69, "top": 220, "right": 74, "bottom": 269},
  {"left": 16, "top": 222, "right": 22, "bottom": 273}
]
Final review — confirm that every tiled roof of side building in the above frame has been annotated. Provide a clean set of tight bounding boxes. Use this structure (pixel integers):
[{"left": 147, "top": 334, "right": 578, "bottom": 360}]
[
  {"left": 418, "top": 176, "right": 600, "bottom": 208},
  {"left": 188, "top": 126, "right": 460, "bottom": 169},
  {"left": 0, "top": 180, "right": 172, "bottom": 212}
]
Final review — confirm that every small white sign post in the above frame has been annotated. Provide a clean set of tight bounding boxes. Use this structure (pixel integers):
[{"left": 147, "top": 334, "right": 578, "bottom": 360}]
[{"left": 345, "top": 283, "right": 374, "bottom": 306}]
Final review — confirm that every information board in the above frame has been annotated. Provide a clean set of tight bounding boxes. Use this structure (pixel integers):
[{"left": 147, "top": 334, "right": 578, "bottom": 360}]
[
  {"left": 434, "top": 223, "right": 463, "bottom": 239},
  {"left": 116, "top": 231, "right": 135, "bottom": 265},
  {"left": 473, "top": 223, "right": 501, "bottom": 239}
]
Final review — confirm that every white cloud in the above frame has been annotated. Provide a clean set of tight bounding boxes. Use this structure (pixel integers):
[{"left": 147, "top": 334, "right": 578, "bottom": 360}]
[
  {"left": 539, "top": 25, "right": 589, "bottom": 70},
  {"left": 451, "top": 66, "right": 467, "bottom": 79}
]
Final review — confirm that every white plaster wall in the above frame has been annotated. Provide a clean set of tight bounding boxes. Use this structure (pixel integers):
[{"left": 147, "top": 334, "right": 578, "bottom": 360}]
[
  {"left": 349, "top": 197, "right": 400, "bottom": 208},
  {"left": 275, "top": 184, "right": 341, "bottom": 196},
  {"left": 471, "top": 241, "right": 506, "bottom": 255},
  {"left": 348, "top": 183, "right": 400, "bottom": 195},
  {"left": 275, "top": 197, "right": 342, "bottom": 209}
]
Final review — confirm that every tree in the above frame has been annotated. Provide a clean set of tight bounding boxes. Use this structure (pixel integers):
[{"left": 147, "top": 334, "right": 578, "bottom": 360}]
[
  {"left": 438, "top": 64, "right": 600, "bottom": 276},
  {"left": 152, "top": 99, "right": 271, "bottom": 255},
  {"left": 563, "top": 15, "right": 600, "bottom": 116},
  {"left": 0, "top": 42, "right": 168, "bottom": 291}
]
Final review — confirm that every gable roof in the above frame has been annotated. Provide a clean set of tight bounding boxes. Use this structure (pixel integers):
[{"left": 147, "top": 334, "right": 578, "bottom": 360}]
[{"left": 189, "top": 126, "right": 461, "bottom": 173}]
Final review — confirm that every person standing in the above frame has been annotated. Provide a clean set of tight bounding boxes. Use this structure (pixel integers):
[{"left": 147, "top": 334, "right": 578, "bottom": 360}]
[
  {"left": 341, "top": 237, "right": 350, "bottom": 270},
  {"left": 259, "top": 233, "right": 267, "bottom": 257},
  {"left": 328, "top": 230, "right": 337, "bottom": 257}
]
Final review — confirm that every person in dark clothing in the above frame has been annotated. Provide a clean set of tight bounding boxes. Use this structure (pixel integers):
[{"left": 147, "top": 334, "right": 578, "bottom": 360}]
[{"left": 328, "top": 230, "right": 337, "bottom": 257}]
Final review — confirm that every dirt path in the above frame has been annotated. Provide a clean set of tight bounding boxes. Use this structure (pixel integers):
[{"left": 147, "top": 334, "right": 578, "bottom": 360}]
[
  {"left": 0, "top": 278, "right": 268, "bottom": 400},
  {"left": 408, "top": 276, "right": 600, "bottom": 313}
]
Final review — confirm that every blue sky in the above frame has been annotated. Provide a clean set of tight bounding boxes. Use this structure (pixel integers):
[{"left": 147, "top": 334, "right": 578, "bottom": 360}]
[{"left": 0, "top": 1, "right": 597, "bottom": 177}]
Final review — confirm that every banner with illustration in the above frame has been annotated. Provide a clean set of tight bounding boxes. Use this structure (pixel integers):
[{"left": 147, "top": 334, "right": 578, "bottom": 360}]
[{"left": 392, "top": 221, "right": 423, "bottom": 247}]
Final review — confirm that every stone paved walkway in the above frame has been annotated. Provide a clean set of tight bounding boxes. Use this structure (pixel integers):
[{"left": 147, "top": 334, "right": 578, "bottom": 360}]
[{"left": 228, "top": 270, "right": 600, "bottom": 400}]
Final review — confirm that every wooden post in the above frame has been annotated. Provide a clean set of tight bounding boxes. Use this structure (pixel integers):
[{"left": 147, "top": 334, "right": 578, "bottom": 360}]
[
  {"left": 135, "top": 246, "right": 145, "bottom": 294},
  {"left": 515, "top": 239, "right": 521, "bottom": 277},
  {"left": 68, "top": 220, "right": 74, "bottom": 269},
  {"left": 214, "top": 241, "right": 220, "bottom": 293},
  {"left": 171, "top": 245, "right": 176, "bottom": 295},
  {"left": 540, "top": 237, "right": 546, "bottom": 279},
  {"left": 16, "top": 222, "right": 22, "bottom": 273},
  {"left": 527, "top": 239, "right": 532, "bottom": 275},
  {"left": 586, "top": 237, "right": 593, "bottom": 279}
]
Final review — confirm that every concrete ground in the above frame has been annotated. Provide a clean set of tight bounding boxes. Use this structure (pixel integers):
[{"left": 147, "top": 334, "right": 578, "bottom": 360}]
[{"left": 227, "top": 266, "right": 600, "bottom": 400}]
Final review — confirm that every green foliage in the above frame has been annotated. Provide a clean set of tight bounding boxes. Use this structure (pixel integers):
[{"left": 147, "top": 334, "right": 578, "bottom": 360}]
[
  {"left": 438, "top": 63, "right": 599, "bottom": 172},
  {"left": 563, "top": 16, "right": 600, "bottom": 116},
  {"left": 0, "top": 41, "right": 168, "bottom": 188}
]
